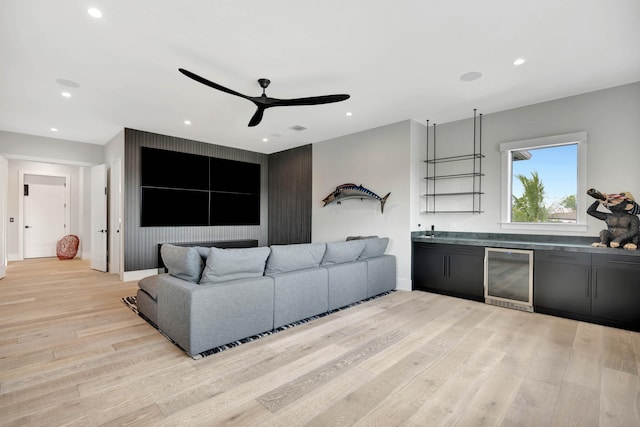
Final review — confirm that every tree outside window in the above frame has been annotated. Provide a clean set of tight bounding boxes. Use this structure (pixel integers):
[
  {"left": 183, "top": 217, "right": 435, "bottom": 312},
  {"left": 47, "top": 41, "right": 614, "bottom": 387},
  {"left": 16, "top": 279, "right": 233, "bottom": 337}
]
[{"left": 501, "top": 132, "right": 587, "bottom": 229}]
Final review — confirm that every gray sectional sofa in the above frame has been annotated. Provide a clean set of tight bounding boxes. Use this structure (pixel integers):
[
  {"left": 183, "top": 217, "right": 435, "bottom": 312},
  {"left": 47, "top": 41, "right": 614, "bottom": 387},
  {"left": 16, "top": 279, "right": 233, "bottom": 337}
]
[{"left": 136, "top": 237, "right": 396, "bottom": 357}]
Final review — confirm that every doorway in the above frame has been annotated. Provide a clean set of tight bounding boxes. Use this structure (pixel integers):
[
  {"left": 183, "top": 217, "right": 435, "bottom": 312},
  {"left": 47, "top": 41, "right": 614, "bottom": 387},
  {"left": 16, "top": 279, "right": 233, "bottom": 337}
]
[{"left": 19, "top": 172, "right": 70, "bottom": 259}]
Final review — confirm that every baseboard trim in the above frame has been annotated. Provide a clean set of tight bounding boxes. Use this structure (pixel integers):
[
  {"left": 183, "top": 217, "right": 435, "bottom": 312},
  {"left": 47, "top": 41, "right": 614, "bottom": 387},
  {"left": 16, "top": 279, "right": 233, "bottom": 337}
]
[
  {"left": 122, "top": 268, "right": 161, "bottom": 282},
  {"left": 396, "top": 277, "right": 411, "bottom": 292}
]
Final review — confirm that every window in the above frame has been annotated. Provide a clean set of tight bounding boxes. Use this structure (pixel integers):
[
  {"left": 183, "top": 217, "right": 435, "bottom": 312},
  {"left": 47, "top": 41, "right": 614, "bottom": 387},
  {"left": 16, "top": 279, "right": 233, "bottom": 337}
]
[{"left": 500, "top": 132, "right": 587, "bottom": 231}]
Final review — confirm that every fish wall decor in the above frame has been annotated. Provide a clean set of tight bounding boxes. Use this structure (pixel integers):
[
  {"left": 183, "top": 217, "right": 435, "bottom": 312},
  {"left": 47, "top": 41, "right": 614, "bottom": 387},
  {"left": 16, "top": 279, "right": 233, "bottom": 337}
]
[{"left": 322, "top": 183, "right": 391, "bottom": 213}]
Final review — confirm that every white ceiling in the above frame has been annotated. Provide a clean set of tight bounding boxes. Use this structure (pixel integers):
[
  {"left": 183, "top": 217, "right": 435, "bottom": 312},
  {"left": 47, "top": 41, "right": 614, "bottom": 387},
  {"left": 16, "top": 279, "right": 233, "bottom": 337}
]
[{"left": 1, "top": 0, "right": 639, "bottom": 154}]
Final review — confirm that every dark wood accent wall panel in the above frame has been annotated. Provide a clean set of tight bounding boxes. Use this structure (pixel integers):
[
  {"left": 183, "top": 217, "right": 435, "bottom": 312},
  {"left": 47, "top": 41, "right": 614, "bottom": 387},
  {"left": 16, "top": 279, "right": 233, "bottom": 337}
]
[
  {"left": 268, "top": 144, "right": 312, "bottom": 245},
  {"left": 124, "top": 128, "right": 269, "bottom": 271}
]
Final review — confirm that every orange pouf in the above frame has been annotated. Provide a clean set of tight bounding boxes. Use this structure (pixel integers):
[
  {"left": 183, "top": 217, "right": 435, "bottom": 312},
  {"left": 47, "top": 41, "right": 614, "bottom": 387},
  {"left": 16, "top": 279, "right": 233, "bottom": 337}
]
[{"left": 56, "top": 235, "right": 79, "bottom": 260}]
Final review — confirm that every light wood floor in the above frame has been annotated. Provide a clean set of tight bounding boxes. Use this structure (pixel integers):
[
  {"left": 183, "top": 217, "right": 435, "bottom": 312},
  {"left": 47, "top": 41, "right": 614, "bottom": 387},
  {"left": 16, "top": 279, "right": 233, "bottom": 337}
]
[{"left": 1, "top": 258, "right": 640, "bottom": 426}]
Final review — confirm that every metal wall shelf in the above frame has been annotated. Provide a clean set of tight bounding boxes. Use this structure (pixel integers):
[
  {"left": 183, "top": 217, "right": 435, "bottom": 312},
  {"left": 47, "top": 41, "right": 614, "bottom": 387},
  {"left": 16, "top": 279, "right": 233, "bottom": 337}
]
[
  {"left": 424, "top": 191, "right": 485, "bottom": 197},
  {"left": 425, "top": 172, "right": 484, "bottom": 180},
  {"left": 423, "top": 109, "right": 483, "bottom": 214},
  {"left": 425, "top": 153, "right": 485, "bottom": 164}
]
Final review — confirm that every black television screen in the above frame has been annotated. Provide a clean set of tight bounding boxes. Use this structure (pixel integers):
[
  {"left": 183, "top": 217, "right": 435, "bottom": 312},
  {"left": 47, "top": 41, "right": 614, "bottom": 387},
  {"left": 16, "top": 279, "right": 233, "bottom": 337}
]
[
  {"left": 141, "top": 147, "right": 209, "bottom": 190},
  {"left": 210, "top": 158, "right": 260, "bottom": 194},
  {"left": 140, "top": 147, "right": 261, "bottom": 227},
  {"left": 141, "top": 187, "right": 209, "bottom": 226},
  {"left": 210, "top": 192, "right": 260, "bottom": 226}
]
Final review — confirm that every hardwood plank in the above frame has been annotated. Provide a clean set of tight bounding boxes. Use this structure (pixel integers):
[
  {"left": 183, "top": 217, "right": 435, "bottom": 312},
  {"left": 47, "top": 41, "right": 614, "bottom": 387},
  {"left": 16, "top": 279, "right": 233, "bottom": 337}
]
[
  {"left": 501, "top": 378, "right": 560, "bottom": 426},
  {"left": 564, "top": 322, "right": 604, "bottom": 390},
  {"left": 256, "top": 330, "right": 405, "bottom": 412},
  {"left": 599, "top": 366, "right": 640, "bottom": 426},
  {"left": 550, "top": 380, "right": 600, "bottom": 427}
]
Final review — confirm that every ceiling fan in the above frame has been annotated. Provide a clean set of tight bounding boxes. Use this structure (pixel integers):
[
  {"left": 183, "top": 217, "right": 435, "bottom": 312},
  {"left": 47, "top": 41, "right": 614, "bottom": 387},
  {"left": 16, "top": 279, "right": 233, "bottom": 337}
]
[{"left": 179, "top": 68, "right": 350, "bottom": 127}]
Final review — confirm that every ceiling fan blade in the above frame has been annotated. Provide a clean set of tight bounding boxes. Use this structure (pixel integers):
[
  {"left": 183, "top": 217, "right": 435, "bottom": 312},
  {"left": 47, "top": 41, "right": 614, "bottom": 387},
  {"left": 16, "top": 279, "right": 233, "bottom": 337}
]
[
  {"left": 179, "top": 68, "right": 249, "bottom": 100},
  {"left": 273, "top": 94, "right": 350, "bottom": 107},
  {"left": 248, "top": 106, "right": 266, "bottom": 127}
]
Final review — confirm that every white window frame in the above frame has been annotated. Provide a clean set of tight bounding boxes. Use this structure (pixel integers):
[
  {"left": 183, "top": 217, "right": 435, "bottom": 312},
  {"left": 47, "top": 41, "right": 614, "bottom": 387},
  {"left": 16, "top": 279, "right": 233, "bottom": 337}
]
[{"left": 500, "top": 131, "right": 588, "bottom": 232}]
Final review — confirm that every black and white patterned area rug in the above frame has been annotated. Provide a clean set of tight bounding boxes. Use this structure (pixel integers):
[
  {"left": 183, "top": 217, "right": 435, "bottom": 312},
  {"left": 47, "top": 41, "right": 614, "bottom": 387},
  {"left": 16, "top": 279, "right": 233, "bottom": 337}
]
[{"left": 122, "top": 291, "right": 394, "bottom": 360}]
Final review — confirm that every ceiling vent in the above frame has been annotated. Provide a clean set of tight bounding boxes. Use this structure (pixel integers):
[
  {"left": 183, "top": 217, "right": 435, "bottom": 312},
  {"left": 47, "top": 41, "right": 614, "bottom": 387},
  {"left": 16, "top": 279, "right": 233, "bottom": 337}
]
[{"left": 289, "top": 125, "right": 307, "bottom": 132}]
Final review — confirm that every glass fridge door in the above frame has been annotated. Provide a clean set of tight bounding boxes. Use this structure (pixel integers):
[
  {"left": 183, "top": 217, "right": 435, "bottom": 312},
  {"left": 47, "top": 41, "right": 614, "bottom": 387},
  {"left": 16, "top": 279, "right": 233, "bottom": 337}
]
[{"left": 484, "top": 248, "right": 533, "bottom": 311}]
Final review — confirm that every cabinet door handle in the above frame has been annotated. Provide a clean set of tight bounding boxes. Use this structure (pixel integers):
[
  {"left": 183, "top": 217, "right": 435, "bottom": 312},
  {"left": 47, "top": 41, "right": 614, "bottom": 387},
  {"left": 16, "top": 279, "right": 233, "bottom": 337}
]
[
  {"left": 448, "top": 256, "right": 451, "bottom": 278},
  {"left": 586, "top": 269, "right": 590, "bottom": 298},
  {"left": 442, "top": 256, "right": 447, "bottom": 278},
  {"left": 549, "top": 255, "right": 577, "bottom": 261},
  {"left": 609, "top": 260, "right": 640, "bottom": 266},
  {"left": 593, "top": 268, "right": 597, "bottom": 298}
]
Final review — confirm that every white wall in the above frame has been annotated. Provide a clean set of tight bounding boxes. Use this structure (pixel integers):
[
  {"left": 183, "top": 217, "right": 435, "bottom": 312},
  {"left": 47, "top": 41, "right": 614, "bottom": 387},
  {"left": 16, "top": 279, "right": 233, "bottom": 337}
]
[
  {"left": 411, "top": 81, "right": 640, "bottom": 236},
  {"left": 313, "top": 121, "right": 413, "bottom": 291},
  {"left": 0, "top": 130, "right": 104, "bottom": 166}
]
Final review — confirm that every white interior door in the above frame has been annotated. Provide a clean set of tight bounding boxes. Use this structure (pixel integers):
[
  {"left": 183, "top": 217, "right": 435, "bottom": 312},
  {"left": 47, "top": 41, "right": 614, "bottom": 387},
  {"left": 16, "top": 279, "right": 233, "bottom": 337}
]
[
  {"left": 91, "top": 164, "right": 107, "bottom": 272},
  {"left": 0, "top": 156, "right": 7, "bottom": 278},
  {"left": 24, "top": 175, "right": 66, "bottom": 258}
]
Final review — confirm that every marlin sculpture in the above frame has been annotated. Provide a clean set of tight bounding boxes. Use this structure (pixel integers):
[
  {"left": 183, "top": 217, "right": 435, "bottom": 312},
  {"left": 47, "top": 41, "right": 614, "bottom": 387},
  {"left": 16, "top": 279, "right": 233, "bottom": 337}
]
[{"left": 322, "top": 183, "right": 391, "bottom": 213}]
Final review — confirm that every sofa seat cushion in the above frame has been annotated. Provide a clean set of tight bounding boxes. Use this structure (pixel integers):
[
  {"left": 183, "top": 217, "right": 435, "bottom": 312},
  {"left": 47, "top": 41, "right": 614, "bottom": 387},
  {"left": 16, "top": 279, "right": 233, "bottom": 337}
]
[
  {"left": 160, "top": 244, "right": 205, "bottom": 282},
  {"left": 136, "top": 288, "right": 158, "bottom": 326},
  {"left": 199, "top": 246, "right": 271, "bottom": 284},
  {"left": 270, "top": 267, "right": 329, "bottom": 328},
  {"left": 325, "top": 261, "right": 367, "bottom": 311},
  {"left": 265, "top": 243, "right": 326, "bottom": 274},
  {"left": 321, "top": 240, "right": 365, "bottom": 265},
  {"left": 138, "top": 274, "right": 161, "bottom": 300},
  {"left": 364, "top": 255, "right": 396, "bottom": 297}
]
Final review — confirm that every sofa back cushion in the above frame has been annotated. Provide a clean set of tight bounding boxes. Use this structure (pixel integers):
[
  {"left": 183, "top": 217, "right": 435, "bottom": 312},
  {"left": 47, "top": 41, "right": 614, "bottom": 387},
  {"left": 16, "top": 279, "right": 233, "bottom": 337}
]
[
  {"left": 265, "top": 243, "right": 326, "bottom": 274},
  {"left": 199, "top": 246, "right": 271, "bottom": 284},
  {"left": 321, "top": 240, "right": 365, "bottom": 265},
  {"left": 160, "top": 244, "right": 205, "bottom": 282},
  {"left": 346, "top": 236, "right": 389, "bottom": 259}
]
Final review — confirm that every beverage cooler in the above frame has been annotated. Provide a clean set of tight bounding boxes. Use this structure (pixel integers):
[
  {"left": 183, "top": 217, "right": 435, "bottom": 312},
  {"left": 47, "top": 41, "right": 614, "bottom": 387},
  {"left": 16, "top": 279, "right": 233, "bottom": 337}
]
[{"left": 484, "top": 248, "right": 534, "bottom": 312}]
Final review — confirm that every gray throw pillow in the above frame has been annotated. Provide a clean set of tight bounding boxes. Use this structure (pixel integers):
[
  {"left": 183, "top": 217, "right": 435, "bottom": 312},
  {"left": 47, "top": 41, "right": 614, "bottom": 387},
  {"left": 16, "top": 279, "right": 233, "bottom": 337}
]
[
  {"left": 265, "top": 243, "right": 326, "bottom": 274},
  {"left": 199, "top": 246, "right": 271, "bottom": 284},
  {"left": 358, "top": 237, "right": 389, "bottom": 259},
  {"left": 160, "top": 244, "right": 204, "bottom": 283},
  {"left": 321, "top": 240, "right": 365, "bottom": 265},
  {"left": 194, "top": 246, "right": 210, "bottom": 260}
]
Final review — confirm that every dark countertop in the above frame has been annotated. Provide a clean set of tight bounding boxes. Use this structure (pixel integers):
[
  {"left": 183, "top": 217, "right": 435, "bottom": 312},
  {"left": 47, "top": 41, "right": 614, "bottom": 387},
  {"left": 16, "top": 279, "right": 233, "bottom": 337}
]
[{"left": 411, "top": 231, "right": 640, "bottom": 257}]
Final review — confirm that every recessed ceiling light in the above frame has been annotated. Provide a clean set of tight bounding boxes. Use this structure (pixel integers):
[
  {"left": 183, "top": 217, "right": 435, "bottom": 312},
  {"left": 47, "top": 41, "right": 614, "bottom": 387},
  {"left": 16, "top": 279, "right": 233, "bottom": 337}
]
[
  {"left": 262, "top": 138, "right": 269, "bottom": 142},
  {"left": 346, "top": 112, "right": 353, "bottom": 117},
  {"left": 56, "top": 78, "right": 80, "bottom": 88},
  {"left": 87, "top": 8, "right": 102, "bottom": 18},
  {"left": 50, "top": 128, "right": 58, "bottom": 132},
  {"left": 61, "top": 91, "right": 71, "bottom": 98},
  {"left": 184, "top": 120, "right": 191, "bottom": 125},
  {"left": 460, "top": 71, "right": 482, "bottom": 82},
  {"left": 513, "top": 58, "right": 526, "bottom": 66}
]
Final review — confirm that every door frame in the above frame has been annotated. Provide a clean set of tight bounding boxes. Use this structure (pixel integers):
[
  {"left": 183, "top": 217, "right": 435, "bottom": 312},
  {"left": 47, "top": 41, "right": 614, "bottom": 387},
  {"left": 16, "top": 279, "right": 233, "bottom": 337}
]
[
  {"left": 18, "top": 170, "right": 71, "bottom": 261},
  {"left": 109, "top": 159, "right": 123, "bottom": 277},
  {"left": 0, "top": 156, "right": 7, "bottom": 278},
  {"left": 90, "top": 164, "right": 108, "bottom": 272}
]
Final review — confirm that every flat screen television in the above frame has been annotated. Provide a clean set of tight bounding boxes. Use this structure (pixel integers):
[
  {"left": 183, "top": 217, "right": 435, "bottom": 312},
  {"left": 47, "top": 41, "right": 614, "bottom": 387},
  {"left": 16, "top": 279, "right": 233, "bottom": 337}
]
[
  {"left": 141, "top": 187, "right": 209, "bottom": 226},
  {"left": 141, "top": 147, "right": 209, "bottom": 190},
  {"left": 210, "top": 192, "right": 260, "bottom": 225},
  {"left": 140, "top": 147, "right": 260, "bottom": 227}
]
